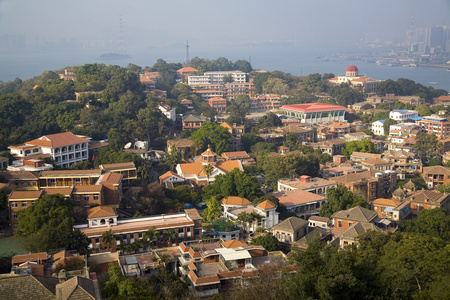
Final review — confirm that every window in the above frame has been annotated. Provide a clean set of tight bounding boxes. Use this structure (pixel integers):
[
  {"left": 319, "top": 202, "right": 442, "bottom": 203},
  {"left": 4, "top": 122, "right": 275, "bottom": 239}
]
[
  {"left": 21, "top": 201, "right": 27, "bottom": 208},
  {"left": 93, "top": 194, "right": 99, "bottom": 200},
  {"left": 12, "top": 212, "right": 17, "bottom": 219},
  {"left": 75, "top": 178, "right": 81, "bottom": 183},
  {"left": 338, "top": 221, "right": 343, "bottom": 228},
  {"left": 10, "top": 202, "right": 17, "bottom": 208},
  {"left": 74, "top": 195, "right": 80, "bottom": 201},
  {"left": 84, "top": 195, "right": 90, "bottom": 201}
]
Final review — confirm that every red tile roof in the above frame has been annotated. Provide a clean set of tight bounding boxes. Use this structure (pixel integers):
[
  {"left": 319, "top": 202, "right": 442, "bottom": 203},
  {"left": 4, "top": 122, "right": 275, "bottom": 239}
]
[
  {"left": 25, "top": 132, "right": 89, "bottom": 148},
  {"left": 221, "top": 196, "right": 252, "bottom": 206},
  {"left": 87, "top": 206, "right": 116, "bottom": 218},
  {"left": 281, "top": 103, "right": 346, "bottom": 113},
  {"left": 257, "top": 200, "right": 276, "bottom": 210}
]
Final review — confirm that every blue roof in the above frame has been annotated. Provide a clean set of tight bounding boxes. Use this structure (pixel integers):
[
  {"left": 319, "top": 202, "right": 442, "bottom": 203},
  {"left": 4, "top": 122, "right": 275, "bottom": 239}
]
[
  {"left": 393, "top": 109, "right": 408, "bottom": 113},
  {"left": 409, "top": 116, "right": 422, "bottom": 121},
  {"left": 377, "top": 119, "right": 386, "bottom": 124}
]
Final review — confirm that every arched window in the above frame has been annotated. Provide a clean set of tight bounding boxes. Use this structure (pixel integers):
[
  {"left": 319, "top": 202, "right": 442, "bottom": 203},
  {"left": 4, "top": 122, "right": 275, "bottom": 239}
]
[
  {"left": 100, "top": 219, "right": 106, "bottom": 225},
  {"left": 109, "top": 218, "right": 114, "bottom": 224}
]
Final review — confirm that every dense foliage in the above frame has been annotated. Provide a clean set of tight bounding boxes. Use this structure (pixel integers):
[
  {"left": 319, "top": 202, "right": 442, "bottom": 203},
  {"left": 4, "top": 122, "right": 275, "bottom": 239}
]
[
  {"left": 319, "top": 186, "right": 370, "bottom": 217},
  {"left": 16, "top": 194, "right": 89, "bottom": 254}
]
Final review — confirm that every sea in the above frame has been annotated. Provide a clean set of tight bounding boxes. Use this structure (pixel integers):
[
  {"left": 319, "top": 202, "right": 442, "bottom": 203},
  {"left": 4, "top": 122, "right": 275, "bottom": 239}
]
[{"left": 1, "top": 45, "right": 449, "bottom": 93}]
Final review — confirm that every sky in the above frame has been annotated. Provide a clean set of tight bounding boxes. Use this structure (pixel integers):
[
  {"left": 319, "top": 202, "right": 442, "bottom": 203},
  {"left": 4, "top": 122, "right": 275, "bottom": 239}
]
[{"left": 1, "top": 0, "right": 450, "bottom": 51}]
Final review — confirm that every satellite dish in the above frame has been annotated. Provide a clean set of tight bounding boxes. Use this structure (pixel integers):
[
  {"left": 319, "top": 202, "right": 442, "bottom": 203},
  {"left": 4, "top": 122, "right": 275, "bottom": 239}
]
[
  {"left": 134, "top": 141, "right": 145, "bottom": 149},
  {"left": 124, "top": 142, "right": 132, "bottom": 149}
]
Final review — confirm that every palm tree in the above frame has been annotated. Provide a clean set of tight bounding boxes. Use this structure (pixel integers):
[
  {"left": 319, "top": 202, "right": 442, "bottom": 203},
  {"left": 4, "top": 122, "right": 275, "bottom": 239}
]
[
  {"left": 144, "top": 228, "right": 157, "bottom": 249},
  {"left": 203, "top": 163, "right": 214, "bottom": 186},
  {"left": 238, "top": 212, "right": 252, "bottom": 234},
  {"left": 101, "top": 229, "right": 116, "bottom": 252},
  {"left": 158, "top": 253, "right": 171, "bottom": 269},
  {"left": 131, "top": 241, "right": 141, "bottom": 253},
  {"left": 163, "top": 229, "right": 176, "bottom": 246},
  {"left": 117, "top": 242, "right": 127, "bottom": 256}
]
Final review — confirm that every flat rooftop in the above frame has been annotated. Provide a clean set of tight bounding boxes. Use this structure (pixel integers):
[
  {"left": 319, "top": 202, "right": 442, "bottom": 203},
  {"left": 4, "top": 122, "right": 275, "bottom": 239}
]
[{"left": 77, "top": 215, "right": 194, "bottom": 237}]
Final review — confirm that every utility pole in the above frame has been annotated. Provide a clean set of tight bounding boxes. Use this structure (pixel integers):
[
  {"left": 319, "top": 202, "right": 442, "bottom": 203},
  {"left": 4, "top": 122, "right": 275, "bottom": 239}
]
[{"left": 185, "top": 41, "right": 190, "bottom": 67}]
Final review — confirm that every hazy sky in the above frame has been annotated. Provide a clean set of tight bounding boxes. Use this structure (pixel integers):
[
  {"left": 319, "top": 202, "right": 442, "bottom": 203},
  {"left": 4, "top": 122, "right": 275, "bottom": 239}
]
[{"left": 1, "top": 0, "right": 450, "bottom": 50}]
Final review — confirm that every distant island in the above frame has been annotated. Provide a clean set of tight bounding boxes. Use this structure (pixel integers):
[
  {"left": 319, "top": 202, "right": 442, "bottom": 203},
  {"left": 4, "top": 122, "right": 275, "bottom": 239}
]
[{"left": 98, "top": 52, "right": 132, "bottom": 60}]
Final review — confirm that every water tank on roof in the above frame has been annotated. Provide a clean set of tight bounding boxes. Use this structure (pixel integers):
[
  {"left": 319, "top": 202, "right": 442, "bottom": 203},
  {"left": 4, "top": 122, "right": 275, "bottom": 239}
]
[{"left": 375, "top": 172, "right": 383, "bottom": 178}]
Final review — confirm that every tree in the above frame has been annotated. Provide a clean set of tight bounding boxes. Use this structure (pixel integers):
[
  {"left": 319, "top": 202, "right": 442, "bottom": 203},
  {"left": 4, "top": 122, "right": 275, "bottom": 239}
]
[
  {"left": 163, "top": 229, "right": 176, "bottom": 246},
  {"left": 202, "top": 169, "right": 263, "bottom": 201},
  {"left": 16, "top": 194, "right": 88, "bottom": 253},
  {"left": 415, "top": 105, "right": 431, "bottom": 117},
  {"left": 361, "top": 103, "right": 374, "bottom": 110},
  {"left": 190, "top": 121, "right": 232, "bottom": 154},
  {"left": 202, "top": 196, "right": 221, "bottom": 222},
  {"left": 226, "top": 95, "right": 250, "bottom": 125},
  {"left": 250, "top": 233, "right": 280, "bottom": 251},
  {"left": 399, "top": 208, "right": 450, "bottom": 241},
  {"left": 167, "top": 145, "right": 182, "bottom": 171},
  {"left": 319, "top": 186, "right": 369, "bottom": 218},
  {"left": 203, "top": 163, "right": 214, "bottom": 186},
  {"left": 383, "top": 118, "right": 397, "bottom": 136},
  {"left": 136, "top": 99, "right": 170, "bottom": 146},
  {"left": 241, "top": 133, "right": 264, "bottom": 153},
  {"left": 263, "top": 78, "right": 289, "bottom": 95},
  {"left": 233, "top": 60, "right": 253, "bottom": 73},
  {"left": 342, "top": 139, "right": 377, "bottom": 159},
  {"left": 102, "top": 229, "right": 116, "bottom": 251},
  {"left": 414, "top": 132, "right": 441, "bottom": 162}
]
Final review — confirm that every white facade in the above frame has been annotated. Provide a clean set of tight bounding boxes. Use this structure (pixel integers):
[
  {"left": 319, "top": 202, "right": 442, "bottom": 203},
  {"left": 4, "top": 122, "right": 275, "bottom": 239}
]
[
  {"left": 371, "top": 119, "right": 386, "bottom": 136},
  {"left": 159, "top": 104, "right": 176, "bottom": 122},
  {"left": 188, "top": 71, "right": 247, "bottom": 85},
  {"left": 389, "top": 110, "right": 419, "bottom": 122}
]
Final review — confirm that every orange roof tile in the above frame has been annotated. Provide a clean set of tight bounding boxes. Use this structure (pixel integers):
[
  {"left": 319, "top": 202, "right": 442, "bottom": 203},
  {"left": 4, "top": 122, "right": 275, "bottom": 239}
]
[
  {"left": 177, "top": 67, "right": 198, "bottom": 73},
  {"left": 160, "top": 171, "right": 183, "bottom": 181},
  {"left": 100, "top": 162, "right": 135, "bottom": 170},
  {"left": 257, "top": 200, "right": 276, "bottom": 210},
  {"left": 372, "top": 198, "right": 402, "bottom": 207},
  {"left": 9, "top": 190, "right": 43, "bottom": 200},
  {"left": 25, "top": 132, "right": 89, "bottom": 148},
  {"left": 12, "top": 252, "right": 47, "bottom": 265},
  {"left": 87, "top": 206, "right": 116, "bottom": 218},
  {"left": 100, "top": 172, "right": 122, "bottom": 184},
  {"left": 221, "top": 196, "right": 252, "bottom": 206},
  {"left": 222, "top": 240, "right": 248, "bottom": 248}
]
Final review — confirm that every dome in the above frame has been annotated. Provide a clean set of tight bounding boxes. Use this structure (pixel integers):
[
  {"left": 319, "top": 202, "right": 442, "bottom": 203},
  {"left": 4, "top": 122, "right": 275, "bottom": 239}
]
[
  {"left": 403, "top": 180, "right": 416, "bottom": 192},
  {"left": 346, "top": 65, "right": 358, "bottom": 72},
  {"left": 393, "top": 188, "right": 406, "bottom": 199}
]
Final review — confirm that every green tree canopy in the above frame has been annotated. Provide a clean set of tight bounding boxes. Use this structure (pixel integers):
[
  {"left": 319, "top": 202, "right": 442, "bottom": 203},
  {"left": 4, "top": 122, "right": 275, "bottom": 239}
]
[
  {"left": 202, "top": 169, "right": 263, "bottom": 201},
  {"left": 16, "top": 194, "right": 89, "bottom": 253},
  {"left": 319, "top": 186, "right": 369, "bottom": 217},
  {"left": 342, "top": 139, "right": 378, "bottom": 159},
  {"left": 250, "top": 233, "right": 280, "bottom": 251},
  {"left": 190, "top": 121, "right": 232, "bottom": 154}
]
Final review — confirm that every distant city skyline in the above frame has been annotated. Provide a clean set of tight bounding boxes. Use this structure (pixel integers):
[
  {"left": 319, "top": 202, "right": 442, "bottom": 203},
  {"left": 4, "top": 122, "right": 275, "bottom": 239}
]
[{"left": 1, "top": 0, "right": 449, "bottom": 53}]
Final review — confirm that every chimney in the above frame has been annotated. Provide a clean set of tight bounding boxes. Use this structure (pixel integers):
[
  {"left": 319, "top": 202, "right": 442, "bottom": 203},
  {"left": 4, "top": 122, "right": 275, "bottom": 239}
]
[
  {"left": 58, "top": 269, "right": 67, "bottom": 283},
  {"left": 300, "top": 175, "right": 311, "bottom": 183}
]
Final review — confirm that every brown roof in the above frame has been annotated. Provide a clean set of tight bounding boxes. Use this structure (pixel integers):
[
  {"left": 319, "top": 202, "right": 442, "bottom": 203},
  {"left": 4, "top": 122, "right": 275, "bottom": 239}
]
[
  {"left": 40, "top": 169, "right": 101, "bottom": 177},
  {"left": 338, "top": 222, "right": 382, "bottom": 240},
  {"left": 58, "top": 276, "right": 97, "bottom": 300},
  {"left": 100, "top": 162, "right": 135, "bottom": 170},
  {"left": 221, "top": 196, "right": 252, "bottom": 206},
  {"left": 100, "top": 172, "right": 122, "bottom": 184},
  {"left": 12, "top": 252, "right": 47, "bottom": 265},
  {"left": 257, "top": 200, "right": 276, "bottom": 210},
  {"left": 331, "top": 206, "right": 378, "bottom": 223},
  {"left": 0, "top": 170, "right": 38, "bottom": 180},
  {"left": 42, "top": 188, "right": 73, "bottom": 196},
  {"left": 272, "top": 190, "right": 326, "bottom": 207},
  {"left": 0, "top": 275, "right": 59, "bottom": 299},
  {"left": 160, "top": 171, "right": 183, "bottom": 181},
  {"left": 167, "top": 138, "right": 196, "bottom": 148},
  {"left": 177, "top": 66, "right": 198, "bottom": 73},
  {"left": 24, "top": 132, "right": 89, "bottom": 148},
  {"left": 221, "top": 151, "right": 250, "bottom": 159},
  {"left": 361, "top": 158, "right": 391, "bottom": 166},
  {"left": 422, "top": 165, "right": 450, "bottom": 175},
  {"left": 272, "top": 217, "right": 308, "bottom": 232},
  {"left": 178, "top": 160, "right": 242, "bottom": 177},
  {"left": 308, "top": 216, "right": 329, "bottom": 223},
  {"left": 9, "top": 190, "right": 43, "bottom": 200},
  {"left": 331, "top": 170, "right": 380, "bottom": 184},
  {"left": 221, "top": 240, "right": 248, "bottom": 248},
  {"left": 372, "top": 198, "right": 402, "bottom": 207},
  {"left": 407, "top": 190, "right": 449, "bottom": 205},
  {"left": 351, "top": 152, "right": 382, "bottom": 159},
  {"left": 87, "top": 206, "right": 116, "bottom": 218},
  {"left": 185, "top": 208, "right": 202, "bottom": 220}
]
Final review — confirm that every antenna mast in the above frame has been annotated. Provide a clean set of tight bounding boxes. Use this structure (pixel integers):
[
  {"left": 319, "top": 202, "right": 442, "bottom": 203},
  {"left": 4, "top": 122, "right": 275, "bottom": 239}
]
[{"left": 185, "top": 41, "right": 190, "bottom": 67}]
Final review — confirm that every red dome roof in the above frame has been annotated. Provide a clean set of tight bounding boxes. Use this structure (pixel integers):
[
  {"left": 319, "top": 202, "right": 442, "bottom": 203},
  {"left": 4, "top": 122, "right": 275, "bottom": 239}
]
[{"left": 346, "top": 65, "right": 358, "bottom": 72}]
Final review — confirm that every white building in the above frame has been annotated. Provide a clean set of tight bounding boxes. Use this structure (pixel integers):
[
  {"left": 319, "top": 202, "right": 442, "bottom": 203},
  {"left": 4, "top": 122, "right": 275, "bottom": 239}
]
[
  {"left": 280, "top": 103, "right": 346, "bottom": 125},
  {"left": 372, "top": 119, "right": 386, "bottom": 136},
  {"left": 159, "top": 103, "right": 176, "bottom": 122},
  {"left": 328, "top": 65, "right": 381, "bottom": 93},
  {"left": 188, "top": 71, "right": 247, "bottom": 85},
  {"left": 389, "top": 110, "right": 419, "bottom": 122},
  {"left": 8, "top": 132, "right": 90, "bottom": 168}
]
